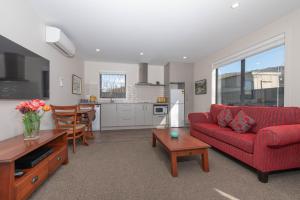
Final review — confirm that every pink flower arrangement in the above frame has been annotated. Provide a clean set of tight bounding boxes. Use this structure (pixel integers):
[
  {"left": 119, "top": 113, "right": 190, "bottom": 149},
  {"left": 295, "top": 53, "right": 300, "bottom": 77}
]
[
  {"left": 16, "top": 99, "right": 50, "bottom": 139},
  {"left": 16, "top": 99, "right": 48, "bottom": 114}
]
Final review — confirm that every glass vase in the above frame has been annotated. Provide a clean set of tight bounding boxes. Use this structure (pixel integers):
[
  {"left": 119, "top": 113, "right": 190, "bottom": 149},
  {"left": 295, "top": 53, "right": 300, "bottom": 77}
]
[{"left": 23, "top": 113, "right": 40, "bottom": 140}]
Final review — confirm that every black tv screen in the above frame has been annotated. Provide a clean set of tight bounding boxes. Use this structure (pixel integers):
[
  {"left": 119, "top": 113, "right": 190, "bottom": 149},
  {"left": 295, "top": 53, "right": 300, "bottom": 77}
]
[{"left": 0, "top": 35, "right": 49, "bottom": 99}]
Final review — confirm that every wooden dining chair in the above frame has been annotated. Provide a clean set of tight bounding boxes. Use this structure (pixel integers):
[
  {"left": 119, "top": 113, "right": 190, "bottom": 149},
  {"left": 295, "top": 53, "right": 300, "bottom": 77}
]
[
  {"left": 78, "top": 104, "right": 96, "bottom": 138},
  {"left": 51, "top": 105, "right": 88, "bottom": 153}
]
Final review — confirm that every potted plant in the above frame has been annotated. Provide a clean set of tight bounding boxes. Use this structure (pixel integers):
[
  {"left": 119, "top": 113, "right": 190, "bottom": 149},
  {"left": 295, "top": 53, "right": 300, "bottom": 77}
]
[{"left": 16, "top": 99, "right": 51, "bottom": 140}]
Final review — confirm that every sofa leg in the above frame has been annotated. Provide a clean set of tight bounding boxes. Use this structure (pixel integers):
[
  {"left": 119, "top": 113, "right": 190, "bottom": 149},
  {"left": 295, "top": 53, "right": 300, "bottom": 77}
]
[{"left": 257, "top": 171, "right": 269, "bottom": 183}]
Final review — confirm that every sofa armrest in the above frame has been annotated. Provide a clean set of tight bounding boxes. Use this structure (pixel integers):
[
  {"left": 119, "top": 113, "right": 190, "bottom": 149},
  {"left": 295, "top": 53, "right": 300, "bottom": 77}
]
[
  {"left": 258, "top": 125, "right": 300, "bottom": 147},
  {"left": 254, "top": 124, "right": 300, "bottom": 172},
  {"left": 188, "top": 112, "right": 212, "bottom": 124}
]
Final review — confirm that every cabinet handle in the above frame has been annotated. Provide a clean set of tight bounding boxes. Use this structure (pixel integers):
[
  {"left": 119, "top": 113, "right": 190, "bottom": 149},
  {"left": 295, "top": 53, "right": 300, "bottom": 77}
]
[
  {"left": 57, "top": 156, "right": 62, "bottom": 161},
  {"left": 31, "top": 176, "right": 39, "bottom": 184}
]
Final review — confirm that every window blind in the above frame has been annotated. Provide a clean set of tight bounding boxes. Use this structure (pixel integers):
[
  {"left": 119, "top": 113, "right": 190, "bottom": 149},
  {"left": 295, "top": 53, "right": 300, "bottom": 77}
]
[{"left": 212, "top": 33, "right": 285, "bottom": 69}]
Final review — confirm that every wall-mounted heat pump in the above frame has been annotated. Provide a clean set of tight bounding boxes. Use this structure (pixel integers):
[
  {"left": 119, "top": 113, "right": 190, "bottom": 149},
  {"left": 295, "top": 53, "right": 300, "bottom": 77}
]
[{"left": 45, "top": 26, "right": 76, "bottom": 57}]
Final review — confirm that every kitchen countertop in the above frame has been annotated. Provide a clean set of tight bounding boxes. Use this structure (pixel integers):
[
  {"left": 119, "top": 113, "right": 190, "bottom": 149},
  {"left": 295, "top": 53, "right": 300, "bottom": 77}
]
[{"left": 79, "top": 102, "right": 169, "bottom": 105}]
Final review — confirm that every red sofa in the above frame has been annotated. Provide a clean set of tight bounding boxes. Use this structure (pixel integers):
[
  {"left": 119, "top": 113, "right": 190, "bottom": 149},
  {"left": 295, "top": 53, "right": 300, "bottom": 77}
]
[{"left": 188, "top": 104, "right": 300, "bottom": 183}]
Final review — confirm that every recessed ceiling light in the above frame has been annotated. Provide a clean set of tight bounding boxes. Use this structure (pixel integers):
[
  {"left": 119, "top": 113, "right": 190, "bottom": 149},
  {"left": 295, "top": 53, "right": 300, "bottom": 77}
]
[
  {"left": 96, "top": 48, "right": 100, "bottom": 52},
  {"left": 183, "top": 56, "right": 187, "bottom": 59},
  {"left": 231, "top": 2, "right": 240, "bottom": 9},
  {"left": 140, "top": 52, "right": 144, "bottom": 56}
]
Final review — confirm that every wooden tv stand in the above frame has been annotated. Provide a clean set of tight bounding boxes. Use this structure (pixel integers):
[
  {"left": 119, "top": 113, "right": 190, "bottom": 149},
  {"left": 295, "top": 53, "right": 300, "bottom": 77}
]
[{"left": 0, "top": 130, "right": 68, "bottom": 200}]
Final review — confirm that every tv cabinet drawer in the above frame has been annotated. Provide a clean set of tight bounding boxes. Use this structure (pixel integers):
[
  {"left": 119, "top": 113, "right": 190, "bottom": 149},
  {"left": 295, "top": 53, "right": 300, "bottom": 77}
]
[
  {"left": 48, "top": 147, "right": 67, "bottom": 174},
  {"left": 15, "top": 160, "right": 48, "bottom": 200}
]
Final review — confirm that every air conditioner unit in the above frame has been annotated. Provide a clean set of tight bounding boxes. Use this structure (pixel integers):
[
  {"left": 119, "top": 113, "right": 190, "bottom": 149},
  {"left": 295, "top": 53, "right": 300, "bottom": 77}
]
[{"left": 45, "top": 26, "right": 76, "bottom": 57}]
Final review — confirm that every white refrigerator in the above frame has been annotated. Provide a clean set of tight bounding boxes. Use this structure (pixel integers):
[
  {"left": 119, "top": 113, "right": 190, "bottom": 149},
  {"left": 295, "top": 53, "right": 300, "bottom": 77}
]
[{"left": 170, "top": 86, "right": 185, "bottom": 127}]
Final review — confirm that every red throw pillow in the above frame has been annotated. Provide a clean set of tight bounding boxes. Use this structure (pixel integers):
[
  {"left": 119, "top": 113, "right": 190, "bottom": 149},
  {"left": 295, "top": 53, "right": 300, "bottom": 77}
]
[
  {"left": 229, "top": 110, "right": 256, "bottom": 133},
  {"left": 217, "top": 109, "right": 233, "bottom": 127}
]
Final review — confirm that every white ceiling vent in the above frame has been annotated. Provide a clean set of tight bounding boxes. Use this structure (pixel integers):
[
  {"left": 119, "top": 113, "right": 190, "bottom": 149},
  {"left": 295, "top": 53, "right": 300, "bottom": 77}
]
[{"left": 45, "top": 26, "right": 76, "bottom": 57}]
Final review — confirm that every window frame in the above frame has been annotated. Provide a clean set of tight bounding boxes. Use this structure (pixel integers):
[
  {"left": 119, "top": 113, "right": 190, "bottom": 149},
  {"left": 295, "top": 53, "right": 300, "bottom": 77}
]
[
  {"left": 215, "top": 45, "right": 285, "bottom": 106},
  {"left": 99, "top": 73, "right": 127, "bottom": 99}
]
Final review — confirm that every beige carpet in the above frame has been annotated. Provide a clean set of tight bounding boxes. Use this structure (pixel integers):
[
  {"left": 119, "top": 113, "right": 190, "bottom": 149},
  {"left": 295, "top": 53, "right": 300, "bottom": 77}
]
[{"left": 30, "top": 129, "right": 300, "bottom": 200}]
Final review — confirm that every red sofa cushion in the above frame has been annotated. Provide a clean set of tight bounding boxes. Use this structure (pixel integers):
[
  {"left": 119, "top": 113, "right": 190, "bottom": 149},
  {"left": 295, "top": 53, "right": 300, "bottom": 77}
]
[
  {"left": 217, "top": 109, "right": 233, "bottom": 127},
  {"left": 210, "top": 104, "right": 226, "bottom": 123},
  {"left": 191, "top": 129, "right": 254, "bottom": 167},
  {"left": 210, "top": 104, "right": 241, "bottom": 123},
  {"left": 193, "top": 122, "right": 232, "bottom": 134},
  {"left": 193, "top": 123, "right": 256, "bottom": 153},
  {"left": 229, "top": 110, "right": 256, "bottom": 133}
]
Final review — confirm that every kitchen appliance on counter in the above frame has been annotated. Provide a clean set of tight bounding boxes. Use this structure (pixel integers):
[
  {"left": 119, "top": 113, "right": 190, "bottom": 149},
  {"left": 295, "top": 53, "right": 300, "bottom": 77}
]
[
  {"left": 157, "top": 97, "right": 168, "bottom": 103},
  {"left": 80, "top": 98, "right": 89, "bottom": 104},
  {"left": 90, "top": 95, "right": 97, "bottom": 103},
  {"left": 170, "top": 83, "right": 185, "bottom": 127},
  {"left": 80, "top": 94, "right": 97, "bottom": 104},
  {"left": 153, "top": 104, "right": 168, "bottom": 115}
]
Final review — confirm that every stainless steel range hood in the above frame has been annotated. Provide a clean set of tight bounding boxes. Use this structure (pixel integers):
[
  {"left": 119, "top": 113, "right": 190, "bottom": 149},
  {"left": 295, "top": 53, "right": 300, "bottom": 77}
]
[
  {"left": 135, "top": 63, "right": 165, "bottom": 86},
  {"left": 136, "top": 63, "right": 150, "bottom": 85}
]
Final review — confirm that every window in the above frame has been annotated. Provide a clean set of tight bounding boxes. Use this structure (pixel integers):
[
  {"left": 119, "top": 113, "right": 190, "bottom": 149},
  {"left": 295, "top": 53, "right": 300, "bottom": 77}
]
[
  {"left": 216, "top": 45, "right": 285, "bottom": 106},
  {"left": 217, "top": 61, "right": 241, "bottom": 105},
  {"left": 100, "top": 74, "right": 126, "bottom": 98}
]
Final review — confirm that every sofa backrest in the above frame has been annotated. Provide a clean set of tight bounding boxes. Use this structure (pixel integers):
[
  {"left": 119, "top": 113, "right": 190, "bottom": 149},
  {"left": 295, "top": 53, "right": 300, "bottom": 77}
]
[{"left": 210, "top": 104, "right": 300, "bottom": 133}]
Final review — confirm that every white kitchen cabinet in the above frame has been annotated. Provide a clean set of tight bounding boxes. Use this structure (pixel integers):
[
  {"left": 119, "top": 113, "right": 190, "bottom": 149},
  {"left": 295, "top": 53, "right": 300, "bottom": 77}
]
[
  {"left": 101, "top": 104, "right": 117, "bottom": 127},
  {"left": 144, "top": 104, "right": 153, "bottom": 125},
  {"left": 134, "top": 104, "right": 153, "bottom": 126},
  {"left": 102, "top": 103, "right": 154, "bottom": 129},
  {"left": 117, "top": 104, "right": 134, "bottom": 126},
  {"left": 134, "top": 104, "right": 145, "bottom": 126}
]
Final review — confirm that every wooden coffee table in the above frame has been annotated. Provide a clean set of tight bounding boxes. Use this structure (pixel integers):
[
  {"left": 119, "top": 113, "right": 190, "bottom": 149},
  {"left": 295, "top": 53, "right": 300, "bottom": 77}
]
[{"left": 152, "top": 128, "right": 210, "bottom": 177}]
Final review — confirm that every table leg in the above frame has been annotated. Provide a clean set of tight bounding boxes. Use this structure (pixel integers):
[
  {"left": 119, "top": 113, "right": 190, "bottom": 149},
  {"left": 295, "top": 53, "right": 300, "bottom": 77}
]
[
  {"left": 201, "top": 149, "right": 209, "bottom": 172},
  {"left": 171, "top": 152, "right": 178, "bottom": 177},
  {"left": 152, "top": 133, "right": 156, "bottom": 147}
]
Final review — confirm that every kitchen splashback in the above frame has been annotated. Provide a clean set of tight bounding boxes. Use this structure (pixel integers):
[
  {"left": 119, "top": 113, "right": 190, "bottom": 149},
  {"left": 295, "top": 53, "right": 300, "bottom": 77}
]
[{"left": 85, "top": 83, "right": 165, "bottom": 103}]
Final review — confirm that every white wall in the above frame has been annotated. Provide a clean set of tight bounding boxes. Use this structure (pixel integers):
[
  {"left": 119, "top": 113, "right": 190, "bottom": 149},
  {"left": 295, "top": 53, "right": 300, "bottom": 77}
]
[
  {"left": 84, "top": 61, "right": 164, "bottom": 103},
  {"left": 193, "top": 8, "right": 300, "bottom": 112},
  {"left": 167, "top": 62, "right": 194, "bottom": 122},
  {"left": 0, "top": 0, "right": 84, "bottom": 141}
]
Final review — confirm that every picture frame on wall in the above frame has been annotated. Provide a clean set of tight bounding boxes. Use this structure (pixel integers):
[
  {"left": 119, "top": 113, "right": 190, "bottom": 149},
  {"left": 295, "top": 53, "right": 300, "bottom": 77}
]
[
  {"left": 72, "top": 74, "right": 82, "bottom": 95},
  {"left": 195, "top": 79, "right": 207, "bottom": 95}
]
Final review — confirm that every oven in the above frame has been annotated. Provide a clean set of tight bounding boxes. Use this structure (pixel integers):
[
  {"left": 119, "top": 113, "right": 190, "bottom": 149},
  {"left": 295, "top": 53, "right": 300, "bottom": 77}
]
[{"left": 153, "top": 104, "right": 168, "bottom": 115}]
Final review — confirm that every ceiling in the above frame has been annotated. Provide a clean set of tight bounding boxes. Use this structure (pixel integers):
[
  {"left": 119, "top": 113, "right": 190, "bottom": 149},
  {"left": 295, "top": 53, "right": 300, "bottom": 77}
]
[{"left": 30, "top": 0, "right": 300, "bottom": 65}]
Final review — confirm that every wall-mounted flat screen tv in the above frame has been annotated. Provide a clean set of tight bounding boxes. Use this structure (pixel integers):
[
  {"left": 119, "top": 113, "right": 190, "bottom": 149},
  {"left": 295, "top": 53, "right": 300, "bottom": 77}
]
[{"left": 0, "top": 35, "right": 49, "bottom": 99}]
